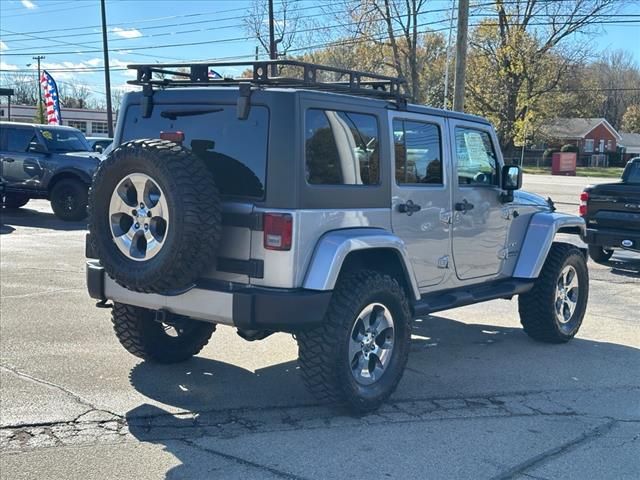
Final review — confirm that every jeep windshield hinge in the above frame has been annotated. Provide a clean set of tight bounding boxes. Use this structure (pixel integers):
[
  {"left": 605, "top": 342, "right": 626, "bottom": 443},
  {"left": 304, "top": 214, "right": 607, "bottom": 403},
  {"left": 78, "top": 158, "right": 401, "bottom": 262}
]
[{"left": 237, "top": 83, "right": 252, "bottom": 120}]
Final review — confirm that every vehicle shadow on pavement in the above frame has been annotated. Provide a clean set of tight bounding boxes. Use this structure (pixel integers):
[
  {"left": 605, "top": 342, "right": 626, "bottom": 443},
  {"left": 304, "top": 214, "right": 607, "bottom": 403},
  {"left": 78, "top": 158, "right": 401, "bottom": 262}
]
[
  {"left": 123, "top": 315, "right": 640, "bottom": 479},
  {"left": 607, "top": 259, "right": 640, "bottom": 278},
  {"left": 0, "top": 207, "right": 86, "bottom": 232}
]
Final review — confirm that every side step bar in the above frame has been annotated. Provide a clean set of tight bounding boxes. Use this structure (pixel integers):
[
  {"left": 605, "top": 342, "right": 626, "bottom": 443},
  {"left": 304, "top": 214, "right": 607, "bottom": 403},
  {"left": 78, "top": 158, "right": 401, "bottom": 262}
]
[{"left": 413, "top": 279, "right": 535, "bottom": 317}]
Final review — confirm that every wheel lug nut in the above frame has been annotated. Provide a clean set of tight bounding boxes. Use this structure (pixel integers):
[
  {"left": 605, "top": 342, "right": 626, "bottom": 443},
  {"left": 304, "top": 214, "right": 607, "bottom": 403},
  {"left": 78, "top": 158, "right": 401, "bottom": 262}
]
[
  {"left": 144, "top": 224, "right": 148, "bottom": 230},
  {"left": 132, "top": 209, "right": 137, "bottom": 216},
  {"left": 147, "top": 211, "right": 152, "bottom": 217},
  {"left": 135, "top": 223, "right": 140, "bottom": 229},
  {"left": 140, "top": 203, "right": 144, "bottom": 209}
]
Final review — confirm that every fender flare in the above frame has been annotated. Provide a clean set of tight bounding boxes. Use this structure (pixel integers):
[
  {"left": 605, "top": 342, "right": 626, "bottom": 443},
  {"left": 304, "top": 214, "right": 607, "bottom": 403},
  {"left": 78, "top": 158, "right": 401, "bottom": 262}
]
[
  {"left": 513, "top": 212, "right": 586, "bottom": 279},
  {"left": 302, "top": 228, "right": 421, "bottom": 300},
  {"left": 48, "top": 168, "right": 93, "bottom": 191}
]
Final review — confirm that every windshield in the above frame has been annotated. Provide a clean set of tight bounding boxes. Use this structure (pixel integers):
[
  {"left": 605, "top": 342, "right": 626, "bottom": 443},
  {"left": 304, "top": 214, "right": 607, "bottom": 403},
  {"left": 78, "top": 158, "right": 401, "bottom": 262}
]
[{"left": 38, "top": 128, "right": 91, "bottom": 153}]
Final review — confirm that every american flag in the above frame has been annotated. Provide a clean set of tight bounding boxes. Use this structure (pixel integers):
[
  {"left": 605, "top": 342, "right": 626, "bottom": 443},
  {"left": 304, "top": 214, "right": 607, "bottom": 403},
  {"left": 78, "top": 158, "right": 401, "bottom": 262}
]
[{"left": 40, "top": 70, "right": 62, "bottom": 125}]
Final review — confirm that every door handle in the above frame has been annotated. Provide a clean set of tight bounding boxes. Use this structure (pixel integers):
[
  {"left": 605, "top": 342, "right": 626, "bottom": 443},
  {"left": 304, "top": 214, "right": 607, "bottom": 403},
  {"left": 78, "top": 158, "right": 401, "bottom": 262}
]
[
  {"left": 398, "top": 200, "right": 421, "bottom": 216},
  {"left": 455, "top": 199, "right": 475, "bottom": 213}
]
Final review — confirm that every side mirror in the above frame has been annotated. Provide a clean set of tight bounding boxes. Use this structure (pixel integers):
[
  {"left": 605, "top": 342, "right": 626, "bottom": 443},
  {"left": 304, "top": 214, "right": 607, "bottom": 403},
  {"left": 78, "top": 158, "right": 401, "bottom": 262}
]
[
  {"left": 500, "top": 165, "right": 522, "bottom": 203},
  {"left": 28, "top": 142, "right": 48, "bottom": 154},
  {"left": 94, "top": 145, "right": 104, "bottom": 153}
]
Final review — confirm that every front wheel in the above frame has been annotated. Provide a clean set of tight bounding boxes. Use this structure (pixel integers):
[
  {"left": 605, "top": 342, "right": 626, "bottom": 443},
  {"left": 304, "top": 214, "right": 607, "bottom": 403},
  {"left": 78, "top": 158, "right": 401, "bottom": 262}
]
[
  {"left": 111, "top": 303, "right": 216, "bottom": 363},
  {"left": 588, "top": 245, "right": 613, "bottom": 264},
  {"left": 50, "top": 178, "right": 88, "bottom": 221},
  {"left": 297, "top": 270, "right": 412, "bottom": 413},
  {"left": 519, "top": 243, "right": 589, "bottom": 343},
  {"left": 2, "top": 193, "right": 30, "bottom": 209}
]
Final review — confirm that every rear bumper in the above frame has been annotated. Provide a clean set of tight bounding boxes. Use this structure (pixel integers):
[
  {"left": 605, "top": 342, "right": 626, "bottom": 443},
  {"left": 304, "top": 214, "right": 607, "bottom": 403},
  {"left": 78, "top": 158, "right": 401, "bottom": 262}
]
[
  {"left": 86, "top": 261, "right": 332, "bottom": 332},
  {"left": 584, "top": 228, "right": 640, "bottom": 251}
]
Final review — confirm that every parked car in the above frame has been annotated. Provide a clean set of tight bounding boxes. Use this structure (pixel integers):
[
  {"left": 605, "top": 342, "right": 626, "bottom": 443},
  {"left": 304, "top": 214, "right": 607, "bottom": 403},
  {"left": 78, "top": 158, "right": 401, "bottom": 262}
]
[
  {"left": 581, "top": 157, "right": 640, "bottom": 263},
  {"left": 86, "top": 60, "right": 589, "bottom": 412},
  {"left": 86, "top": 136, "right": 113, "bottom": 154},
  {"left": 0, "top": 122, "right": 101, "bottom": 220}
]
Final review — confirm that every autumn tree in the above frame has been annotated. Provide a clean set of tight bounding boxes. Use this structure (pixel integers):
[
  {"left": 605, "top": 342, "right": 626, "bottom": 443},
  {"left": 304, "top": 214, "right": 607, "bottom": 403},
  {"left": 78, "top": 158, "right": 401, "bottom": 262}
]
[
  {"left": 244, "top": 0, "right": 301, "bottom": 58},
  {"left": 621, "top": 105, "right": 640, "bottom": 133},
  {"left": 465, "top": 0, "right": 620, "bottom": 154}
]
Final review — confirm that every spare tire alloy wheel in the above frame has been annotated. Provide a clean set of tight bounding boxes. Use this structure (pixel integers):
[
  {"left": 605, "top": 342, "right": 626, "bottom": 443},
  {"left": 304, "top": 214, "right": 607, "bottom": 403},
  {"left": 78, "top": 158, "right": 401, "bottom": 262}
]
[
  {"left": 109, "top": 173, "right": 169, "bottom": 261},
  {"left": 349, "top": 303, "right": 395, "bottom": 385}
]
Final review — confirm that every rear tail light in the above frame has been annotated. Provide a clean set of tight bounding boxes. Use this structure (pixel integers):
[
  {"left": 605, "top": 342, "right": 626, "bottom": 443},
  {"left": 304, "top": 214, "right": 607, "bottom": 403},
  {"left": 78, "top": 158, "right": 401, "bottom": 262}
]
[
  {"left": 160, "top": 131, "right": 185, "bottom": 143},
  {"left": 579, "top": 191, "right": 589, "bottom": 216},
  {"left": 263, "top": 213, "right": 293, "bottom": 251}
]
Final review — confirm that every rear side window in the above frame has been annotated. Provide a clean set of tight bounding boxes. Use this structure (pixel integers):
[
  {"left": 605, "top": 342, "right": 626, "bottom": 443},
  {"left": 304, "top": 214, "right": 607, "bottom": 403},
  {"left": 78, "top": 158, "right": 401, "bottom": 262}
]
[
  {"left": 393, "top": 119, "right": 443, "bottom": 185},
  {"left": 305, "top": 109, "right": 379, "bottom": 185},
  {"left": 122, "top": 105, "right": 269, "bottom": 199},
  {"left": 454, "top": 127, "right": 498, "bottom": 186},
  {"left": 5, "top": 128, "right": 35, "bottom": 152}
]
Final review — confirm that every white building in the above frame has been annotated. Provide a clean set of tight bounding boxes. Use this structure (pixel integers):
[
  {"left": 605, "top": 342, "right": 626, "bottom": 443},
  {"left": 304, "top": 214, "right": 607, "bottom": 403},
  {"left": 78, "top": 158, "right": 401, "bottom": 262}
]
[{"left": 0, "top": 104, "right": 115, "bottom": 137}]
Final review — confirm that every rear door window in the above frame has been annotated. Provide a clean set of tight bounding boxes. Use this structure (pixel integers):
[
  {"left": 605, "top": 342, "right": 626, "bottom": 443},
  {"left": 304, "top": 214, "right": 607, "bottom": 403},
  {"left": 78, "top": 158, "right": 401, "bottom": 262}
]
[
  {"left": 122, "top": 105, "right": 269, "bottom": 199},
  {"left": 305, "top": 109, "right": 379, "bottom": 185},
  {"left": 393, "top": 119, "right": 443, "bottom": 185}
]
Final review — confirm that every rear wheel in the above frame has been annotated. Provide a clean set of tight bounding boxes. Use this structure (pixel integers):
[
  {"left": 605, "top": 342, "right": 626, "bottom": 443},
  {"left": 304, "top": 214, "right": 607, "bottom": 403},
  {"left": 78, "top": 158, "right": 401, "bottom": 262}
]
[
  {"left": 2, "top": 193, "right": 30, "bottom": 209},
  {"left": 50, "top": 178, "right": 88, "bottom": 221},
  {"left": 111, "top": 302, "right": 215, "bottom": 363},
  {"left": 588, "top": 245, "right": 613, "bottom": 264},
  {"left": 297, "top": 270, "right": 412, "bottom": 413},
  {"left": 519, "top": 244, "right": 589, "bottom": 343}
]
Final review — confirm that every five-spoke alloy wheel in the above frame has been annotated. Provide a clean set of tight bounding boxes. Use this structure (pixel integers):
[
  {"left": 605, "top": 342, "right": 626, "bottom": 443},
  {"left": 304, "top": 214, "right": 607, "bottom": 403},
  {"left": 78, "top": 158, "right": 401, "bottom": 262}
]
[
  {"left": 349, "top": 303, "right": 395, "bottom": 385},
  {"left": 109, "top": 173, "right": 169, "bottom": 261},
  {"left": 297, "top": 270, "right": 412, "bottom": 413}
]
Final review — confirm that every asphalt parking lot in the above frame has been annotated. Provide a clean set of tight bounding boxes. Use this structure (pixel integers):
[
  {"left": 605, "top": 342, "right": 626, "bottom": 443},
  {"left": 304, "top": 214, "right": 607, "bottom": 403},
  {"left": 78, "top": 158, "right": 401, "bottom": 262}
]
[{"left": 1, "top": 174, "right": 638, "bottom": 480}]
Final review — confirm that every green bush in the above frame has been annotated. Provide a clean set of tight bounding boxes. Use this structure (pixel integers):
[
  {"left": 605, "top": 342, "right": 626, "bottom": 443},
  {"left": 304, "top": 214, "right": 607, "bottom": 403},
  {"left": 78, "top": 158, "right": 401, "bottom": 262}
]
[
  {"left": 542, "top": 147, "right": 559, "bottom": 162},
  {"left": 560, "top": 144, "right": 579, "bottom": 153}
]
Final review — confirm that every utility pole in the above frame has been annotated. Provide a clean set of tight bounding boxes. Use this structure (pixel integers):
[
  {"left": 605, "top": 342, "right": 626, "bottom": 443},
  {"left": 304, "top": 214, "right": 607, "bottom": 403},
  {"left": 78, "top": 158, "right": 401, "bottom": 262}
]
[
  {"left": 268, "top": 0, "right": 277, "bottom": 75},
  {"left": 32, "top": 55, "right": 45, "bottom": 120},
  {"left": 443, "top": 0, "right": 456, "bottom": 109},
  {"left": 100, "top": 0, "right": 114, "bottom": 137},
  {"left": 452, "top": 0, "right": 469, "bottom": 112}
]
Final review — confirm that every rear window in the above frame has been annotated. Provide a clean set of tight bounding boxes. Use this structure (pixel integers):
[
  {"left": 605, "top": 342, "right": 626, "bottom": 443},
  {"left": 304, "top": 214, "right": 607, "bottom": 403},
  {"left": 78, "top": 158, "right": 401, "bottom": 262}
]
[
  {"left": 4, "top": 127, "right": 35, "bottom": 152},
  {"left": 121, "top": 105, "right": 269, "bottom": 199},
  {"left": 625, "top": 161, "right": 640, "bottom": 184}
]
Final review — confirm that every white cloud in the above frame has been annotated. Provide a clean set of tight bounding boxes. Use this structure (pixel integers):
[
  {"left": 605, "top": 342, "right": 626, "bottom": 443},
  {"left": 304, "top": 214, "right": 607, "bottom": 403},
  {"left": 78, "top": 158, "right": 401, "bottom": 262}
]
[
  {"left": 0, "top": 41, "right": 8, "bottom": 51},
  {"left": 112, "top": 27, "right": 142, "bottom": 39},
  {"left": 0, "top": 61, "right": 19, "bottom": 71},
  {"left": 86, "top": 58, "right": 102, "bottom": 67},
  {"left": 21, "top": 0, "right": 37, "bottom": 9}
]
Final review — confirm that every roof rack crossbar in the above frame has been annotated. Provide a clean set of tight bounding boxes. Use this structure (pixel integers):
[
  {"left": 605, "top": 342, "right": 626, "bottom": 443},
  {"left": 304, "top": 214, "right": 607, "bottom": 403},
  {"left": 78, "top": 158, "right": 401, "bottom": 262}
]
[{"left": 127, "top": 60, "right": 408, "bottom": 106}]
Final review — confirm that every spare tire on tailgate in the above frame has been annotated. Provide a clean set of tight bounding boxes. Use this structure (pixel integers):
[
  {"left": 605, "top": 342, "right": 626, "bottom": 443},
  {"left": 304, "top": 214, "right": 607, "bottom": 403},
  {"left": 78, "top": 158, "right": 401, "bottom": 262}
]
[{"left": 89, "top": 139, "right": 222, "bottom": 293}]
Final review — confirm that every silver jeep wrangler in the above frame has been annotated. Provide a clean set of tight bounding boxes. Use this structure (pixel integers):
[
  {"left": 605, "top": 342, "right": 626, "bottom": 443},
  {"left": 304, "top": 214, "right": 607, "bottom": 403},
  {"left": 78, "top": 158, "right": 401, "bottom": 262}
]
[{"left": 87, "top": 61, "right": 588, "bottom": 412}]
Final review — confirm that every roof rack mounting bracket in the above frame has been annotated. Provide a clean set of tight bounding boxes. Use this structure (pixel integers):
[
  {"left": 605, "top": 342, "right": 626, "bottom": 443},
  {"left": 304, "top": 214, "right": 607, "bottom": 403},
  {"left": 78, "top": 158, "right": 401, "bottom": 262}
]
[
  {"left": 141, "top": 84, "right": 154, "bottom": 118},
  {"left": 237, "top": 83, "right": 252, "bottom": 120}
]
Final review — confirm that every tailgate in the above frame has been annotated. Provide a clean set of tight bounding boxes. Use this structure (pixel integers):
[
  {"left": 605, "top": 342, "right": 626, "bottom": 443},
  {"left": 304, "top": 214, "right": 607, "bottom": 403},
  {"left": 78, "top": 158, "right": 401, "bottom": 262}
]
[{"left": 587, "top": 185, "right": 640, "bottom": 231}]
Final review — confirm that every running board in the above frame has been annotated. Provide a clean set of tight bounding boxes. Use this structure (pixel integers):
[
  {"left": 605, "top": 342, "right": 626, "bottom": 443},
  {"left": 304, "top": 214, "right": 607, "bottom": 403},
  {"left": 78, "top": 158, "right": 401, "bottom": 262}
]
[{"left": 413, "top": 279, "right": 535, "bottom": 317}]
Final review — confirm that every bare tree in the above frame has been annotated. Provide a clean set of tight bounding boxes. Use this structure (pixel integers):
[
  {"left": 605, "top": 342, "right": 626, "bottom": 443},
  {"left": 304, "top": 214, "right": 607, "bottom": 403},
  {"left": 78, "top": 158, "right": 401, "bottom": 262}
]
[
  {"left": 59, "top": 82, "right": 92, "bottom": 109},
  {"left": 244, "top": 0, "right": 301, "bottom": 58},
  {"left": 0, "top": 72, "right": 38, "bottom": 106}
]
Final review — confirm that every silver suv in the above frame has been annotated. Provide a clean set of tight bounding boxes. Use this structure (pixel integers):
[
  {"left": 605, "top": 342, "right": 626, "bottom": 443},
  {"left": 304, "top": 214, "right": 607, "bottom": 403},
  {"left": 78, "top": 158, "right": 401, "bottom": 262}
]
[{"left": 86, "top": 61, "right": 589, "bottom": 412}]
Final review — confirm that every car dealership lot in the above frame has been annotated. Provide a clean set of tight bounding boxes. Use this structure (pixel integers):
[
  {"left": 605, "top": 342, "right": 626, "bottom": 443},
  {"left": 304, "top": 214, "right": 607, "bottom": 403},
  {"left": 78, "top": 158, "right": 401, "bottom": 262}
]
[{"left": 1, "top": 175, "right": 638, "bottom": 480}]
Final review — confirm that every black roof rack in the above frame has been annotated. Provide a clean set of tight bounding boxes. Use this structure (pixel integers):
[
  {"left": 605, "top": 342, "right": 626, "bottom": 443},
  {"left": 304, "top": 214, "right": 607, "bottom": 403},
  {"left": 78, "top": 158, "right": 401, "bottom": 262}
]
[{"left": 127, "top": 60, "right": 408, "bottom": 108}]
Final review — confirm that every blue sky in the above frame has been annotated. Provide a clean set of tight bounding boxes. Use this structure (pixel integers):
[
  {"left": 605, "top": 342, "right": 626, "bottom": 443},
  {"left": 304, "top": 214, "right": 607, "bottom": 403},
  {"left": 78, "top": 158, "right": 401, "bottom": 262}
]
[{"left": 1, "top": 0, "right": 639, "bottom": 105}]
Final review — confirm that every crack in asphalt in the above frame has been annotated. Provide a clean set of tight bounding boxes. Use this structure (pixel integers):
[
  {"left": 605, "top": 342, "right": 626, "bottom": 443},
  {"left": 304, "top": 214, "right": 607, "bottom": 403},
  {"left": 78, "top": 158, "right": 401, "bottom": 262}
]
[
  {"left": 489, "top": 419, "right": 618, "bottom": 480},
  {"left": 2, "top": 387, "right": 638, "bottom": 454},
  {"left": 0, "top": 364, "right": 121, "bottom": 423},
  {"left": 181, "top": 438, "right": 311, "bottom": 480}
]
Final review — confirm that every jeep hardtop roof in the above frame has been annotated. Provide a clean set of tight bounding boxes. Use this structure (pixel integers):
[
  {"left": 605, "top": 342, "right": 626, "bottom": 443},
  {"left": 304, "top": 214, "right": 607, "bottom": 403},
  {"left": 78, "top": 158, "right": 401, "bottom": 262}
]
[{"left": 126, "top": 59, "right": 490, "bottom": 126}]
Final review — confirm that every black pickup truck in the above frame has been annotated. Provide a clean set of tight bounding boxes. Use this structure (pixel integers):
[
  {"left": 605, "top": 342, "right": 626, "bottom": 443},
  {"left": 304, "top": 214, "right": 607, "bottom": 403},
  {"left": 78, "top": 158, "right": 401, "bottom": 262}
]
[{"left": 581, "top": 157, "right": 640, "bottom": 263}]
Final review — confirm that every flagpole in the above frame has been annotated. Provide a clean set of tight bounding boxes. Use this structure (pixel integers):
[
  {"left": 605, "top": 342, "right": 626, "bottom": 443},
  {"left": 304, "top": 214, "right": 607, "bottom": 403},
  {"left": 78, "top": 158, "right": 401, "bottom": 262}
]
[{"left": 100, "top": 0, "right": 114, "bottom": 138}]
